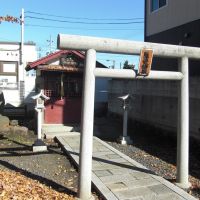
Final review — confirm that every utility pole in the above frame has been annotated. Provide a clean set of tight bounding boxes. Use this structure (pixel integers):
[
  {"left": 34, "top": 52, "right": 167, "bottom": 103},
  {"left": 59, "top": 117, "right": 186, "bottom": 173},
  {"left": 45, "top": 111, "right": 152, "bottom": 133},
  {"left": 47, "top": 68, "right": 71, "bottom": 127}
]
[
  {"left": 20, "top": 8, "right": 25, "bottom": 82},
  {"left": 106, "top": 59, "right": 115, "bottom": 69},
  {"left": 0, "top": 10, "right": 25, "bottom": 66},
  {"left": 47, "top": 35, "right": 54, "bottom": 54},
  {"left": 113, "top": 60, "right": 115, "bottom": 69},
  {"left": 20, "top": 8, "right": 24, "bottom": 65}
]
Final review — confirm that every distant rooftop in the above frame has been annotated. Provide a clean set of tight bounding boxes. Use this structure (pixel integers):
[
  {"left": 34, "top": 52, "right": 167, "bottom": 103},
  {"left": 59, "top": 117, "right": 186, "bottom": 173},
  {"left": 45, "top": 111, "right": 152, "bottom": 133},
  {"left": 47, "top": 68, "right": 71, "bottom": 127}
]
[{"left": 0, "top": 41, "right": 36, "bottom": 46}]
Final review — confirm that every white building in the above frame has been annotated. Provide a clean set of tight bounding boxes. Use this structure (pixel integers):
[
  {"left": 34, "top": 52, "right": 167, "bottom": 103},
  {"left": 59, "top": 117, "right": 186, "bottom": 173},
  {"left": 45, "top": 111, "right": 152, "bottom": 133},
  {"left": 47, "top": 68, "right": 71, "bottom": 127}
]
[{"left": 0, "top": 41, "right": 37, "bottom": 113}]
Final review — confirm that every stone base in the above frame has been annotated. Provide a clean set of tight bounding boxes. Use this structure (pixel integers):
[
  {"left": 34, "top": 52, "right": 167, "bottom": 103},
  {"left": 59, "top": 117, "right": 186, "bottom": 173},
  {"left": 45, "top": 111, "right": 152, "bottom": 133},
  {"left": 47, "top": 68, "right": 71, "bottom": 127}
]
[
  {"left": 32, "top": 139, "right": 47, "bottom": 152},
  {"left": 175, "top": 181, "right": 191, "bottom": 189},
  {"left": 118, "top": 136, "right": 133, "bottom": 145}
]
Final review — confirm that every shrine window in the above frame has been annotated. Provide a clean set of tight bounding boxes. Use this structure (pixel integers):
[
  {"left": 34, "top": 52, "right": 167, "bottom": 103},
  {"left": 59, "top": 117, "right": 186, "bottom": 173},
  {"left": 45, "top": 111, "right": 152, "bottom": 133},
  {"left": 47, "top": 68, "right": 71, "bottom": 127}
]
[
  {"left": 63, "top": 77, "right": 82, "bottom": 97},
  {"left": 44, "top": 72, "right": 82, "bottom": 99}
]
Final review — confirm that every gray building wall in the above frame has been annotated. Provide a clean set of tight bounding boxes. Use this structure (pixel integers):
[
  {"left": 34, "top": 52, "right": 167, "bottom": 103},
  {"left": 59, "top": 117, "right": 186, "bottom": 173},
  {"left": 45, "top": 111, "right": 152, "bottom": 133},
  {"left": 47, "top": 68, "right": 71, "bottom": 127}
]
[
  {"left": 145, "top": 0, "right": 200, "bottom": 37},
  {"left": 145, "top": 1, "right": 200, "bottom": 75},
  {"left": 145, "top": 19, "right": 200, "bottom": 75},
  {"left": 108, "top": 79, "right": 200, "bottom": 140},
  {"left": 95, "top": 78, "right": 110, "bottom": 116},
  {"left": 136, "top": 1, "right": 200, "bottom": 141}
]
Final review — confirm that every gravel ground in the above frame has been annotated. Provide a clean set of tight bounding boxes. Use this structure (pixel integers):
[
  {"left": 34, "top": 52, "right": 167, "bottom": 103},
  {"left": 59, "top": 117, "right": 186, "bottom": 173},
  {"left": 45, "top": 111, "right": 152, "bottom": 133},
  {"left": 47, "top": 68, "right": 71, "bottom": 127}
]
[
  {"left": 94, "top": 116, "right": 200, "bottom": 200},
  {"left": 0, "top": 130, "right": 78, "bottom": 196},
  {"left": 0, "top": 127, "right": 101, "bottom": 199},
  {"left": 107, "top": 141, "right": 200, "bottom": 199},
  {"left": 0, "top": 116, "right": 199, "bottom": 199}
]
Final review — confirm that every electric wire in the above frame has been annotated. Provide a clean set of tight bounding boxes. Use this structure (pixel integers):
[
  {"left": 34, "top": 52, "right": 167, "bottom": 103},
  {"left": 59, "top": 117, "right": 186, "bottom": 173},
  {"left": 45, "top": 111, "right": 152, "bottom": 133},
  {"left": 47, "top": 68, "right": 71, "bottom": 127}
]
[
  {"left": 25, "top": 10, "right": 144, "bottom": 21},
  {"left": 25, "top": 23, "right": 143, "bottom": 31},
  {"left": 25, "top": 16, "right": 144, "bottom": 25}
]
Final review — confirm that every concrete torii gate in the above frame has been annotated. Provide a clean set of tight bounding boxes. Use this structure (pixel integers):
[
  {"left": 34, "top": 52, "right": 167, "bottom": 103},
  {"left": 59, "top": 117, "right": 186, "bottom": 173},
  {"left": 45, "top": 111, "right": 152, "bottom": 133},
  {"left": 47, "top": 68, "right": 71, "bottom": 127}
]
[{"left": 57, "top": 34, "right": 200, "bottom": 200}]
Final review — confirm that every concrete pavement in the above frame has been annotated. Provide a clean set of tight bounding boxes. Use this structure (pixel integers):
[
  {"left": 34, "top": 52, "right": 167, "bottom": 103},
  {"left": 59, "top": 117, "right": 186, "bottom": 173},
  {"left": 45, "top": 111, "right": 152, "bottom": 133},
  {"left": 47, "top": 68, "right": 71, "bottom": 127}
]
[{"left": 56, "top": 134, "right": 197, "bottom": 200}]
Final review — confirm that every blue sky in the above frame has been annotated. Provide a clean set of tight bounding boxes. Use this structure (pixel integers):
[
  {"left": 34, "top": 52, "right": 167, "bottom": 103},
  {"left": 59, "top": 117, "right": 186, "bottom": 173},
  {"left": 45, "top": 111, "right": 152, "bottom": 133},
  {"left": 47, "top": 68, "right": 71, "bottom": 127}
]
[{"left": 0, "top": 0, "right": 144, "bottom": 68}]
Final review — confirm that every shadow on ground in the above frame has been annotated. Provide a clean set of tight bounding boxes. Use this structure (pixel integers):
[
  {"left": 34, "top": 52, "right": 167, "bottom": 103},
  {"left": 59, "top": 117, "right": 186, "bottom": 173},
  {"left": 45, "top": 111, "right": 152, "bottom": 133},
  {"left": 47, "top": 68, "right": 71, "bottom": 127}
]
[
  {"left": 94, "top": 116, "right": 200, "bottom": 181},
  {"left": 0, "top": 159, "right": 76, "bottom": 196},
  {"left": 0, "top": 131, "right": 78, "bottom": 196}
]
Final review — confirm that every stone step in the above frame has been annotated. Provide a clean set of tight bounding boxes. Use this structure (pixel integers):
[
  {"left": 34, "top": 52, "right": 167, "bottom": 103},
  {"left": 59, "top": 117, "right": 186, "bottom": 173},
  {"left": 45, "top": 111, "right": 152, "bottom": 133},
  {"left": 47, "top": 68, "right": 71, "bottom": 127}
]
[
  {"left": 44, "top": 131, "right": 80, "bottom": 139},
  {"left": 42, "top": 124, "right": 80, "bottom": 134}
]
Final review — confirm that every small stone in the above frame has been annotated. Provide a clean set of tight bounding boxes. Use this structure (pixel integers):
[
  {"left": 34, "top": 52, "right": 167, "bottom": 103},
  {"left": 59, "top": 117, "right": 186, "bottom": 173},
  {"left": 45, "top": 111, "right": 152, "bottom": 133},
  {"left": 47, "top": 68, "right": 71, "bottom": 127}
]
[
  {"left": 10, "top": 120, "right": 18, "bottom": 126},
  {"left": 58, "top": 188, "right": 65, "bottom": 192},
  {"left": 10, "top": 126, "right": 28, "bottom": 135},
  {"left": 0, "top": 115, "right": 9, "bottom": 128},
  {"left": 0, "top": 126, "right": 10, "bottom": 132}
]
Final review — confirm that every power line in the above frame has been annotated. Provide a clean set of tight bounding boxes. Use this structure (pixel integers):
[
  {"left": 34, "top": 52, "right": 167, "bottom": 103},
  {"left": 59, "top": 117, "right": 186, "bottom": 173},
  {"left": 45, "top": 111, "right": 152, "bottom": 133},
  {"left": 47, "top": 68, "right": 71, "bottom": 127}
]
[
  {"left": 25, "top": 16, "right": 144, "bottom": 25},
  {"left": 25, "top": 23, "right": 144, "bottom": 31},
  {"left": 25, "top": 10, "right": 144, "bottom": 21}
]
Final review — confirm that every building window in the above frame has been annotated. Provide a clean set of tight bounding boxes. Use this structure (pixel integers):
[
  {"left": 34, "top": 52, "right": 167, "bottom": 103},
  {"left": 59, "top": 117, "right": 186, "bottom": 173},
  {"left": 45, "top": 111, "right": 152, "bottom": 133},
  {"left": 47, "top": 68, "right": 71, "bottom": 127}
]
[
  {"left": 151, "top": 0, "right": 167, "bottom": 12},
  {"left": 0, "top": 61, "right": 18, "bottom": 89},
  {"left": 63, "top": 77, "right": 82, "bottom": 98},
  {"left": 44, "top": 73, "right": 82, "bottom": 99}
]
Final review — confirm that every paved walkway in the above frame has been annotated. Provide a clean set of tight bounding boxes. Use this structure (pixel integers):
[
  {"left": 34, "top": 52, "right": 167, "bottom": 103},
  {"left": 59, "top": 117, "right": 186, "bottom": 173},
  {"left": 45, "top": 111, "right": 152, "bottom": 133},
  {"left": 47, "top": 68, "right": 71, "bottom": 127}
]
[{"left": 56, "top": 134, "right": 197, "bottom": 200}]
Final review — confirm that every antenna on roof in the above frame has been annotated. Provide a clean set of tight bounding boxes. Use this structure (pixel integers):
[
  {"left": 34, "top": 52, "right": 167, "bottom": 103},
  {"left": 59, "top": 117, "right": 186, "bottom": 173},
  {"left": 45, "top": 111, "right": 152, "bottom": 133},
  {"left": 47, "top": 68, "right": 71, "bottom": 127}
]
[{"left": 46, "top": 35, "right": 54, "bottom": 54}]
